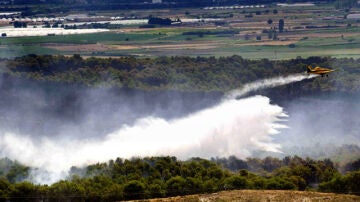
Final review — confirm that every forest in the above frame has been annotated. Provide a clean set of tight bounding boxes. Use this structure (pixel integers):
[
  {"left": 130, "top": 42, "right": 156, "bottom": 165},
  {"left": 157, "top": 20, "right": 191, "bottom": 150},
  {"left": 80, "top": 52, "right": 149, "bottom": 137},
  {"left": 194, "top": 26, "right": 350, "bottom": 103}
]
[
  {"left": 3, "top": 54, "right": 360, "bottom": 96},
  {"left": 0, "top": 155, "right": 360, "bottom": 201}
]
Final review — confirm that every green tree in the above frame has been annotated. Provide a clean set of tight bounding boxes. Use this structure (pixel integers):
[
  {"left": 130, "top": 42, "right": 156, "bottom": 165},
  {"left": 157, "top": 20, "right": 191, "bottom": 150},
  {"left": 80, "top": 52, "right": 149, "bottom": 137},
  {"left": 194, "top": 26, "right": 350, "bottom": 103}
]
[
  {"left": 334, "top": 0, "right": 357, "bottom": 9},
  {"left": 319, "top": 175, "right": 347, "bottom": 193},
  {"left": 223, "top": 176, "right": 248, "bottom": 190},
  {"left": 203, "top": 179, "right": 218, "bottom": 192},
  {"left": 268, "top": 29, "right": 273, "bottom": 39},
  {"left": 273, "top": 29, "right": 278, "bottom": 40},
  {"left": 6, "top": 164, "right": 29, "bottom": 183},
  {"left": 344, "top": 171, "right": 360, "bottom": 194},
  {"left": 0, "top": 178, "right": 10, "bottom": 201},
  {"left": 123, "top": 180, "right": 147, "bottom": 200},
  {"left": 207, "top": 167, "right": 224, "bottom": 179},
  {"left": 9, "top": 182, "right": 41, "bottom": 202},
  {"left": 279, "top": 19, "right": 285, "bottom": 33},
  {"left": 49, "top": 180, "right": 86, "bottom": 202},
  {"left": 166, "top": 176, "right": 187, "bottom": 196},
  {"left": 265, "top": 177, "right": 296, "bottom": 190},
  {"left": 148, "top": 182, "right": 165, "bottom": 198},
  {"left": 262, "top": 157, "right": 283, "bottom": 172}
]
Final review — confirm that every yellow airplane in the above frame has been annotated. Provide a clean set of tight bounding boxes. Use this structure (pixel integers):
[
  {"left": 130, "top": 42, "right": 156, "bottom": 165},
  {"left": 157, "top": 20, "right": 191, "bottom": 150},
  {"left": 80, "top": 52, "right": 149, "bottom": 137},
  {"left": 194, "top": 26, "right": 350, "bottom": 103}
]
[{"left": 307, "top": 65, "right": 335, "bottom": 77}]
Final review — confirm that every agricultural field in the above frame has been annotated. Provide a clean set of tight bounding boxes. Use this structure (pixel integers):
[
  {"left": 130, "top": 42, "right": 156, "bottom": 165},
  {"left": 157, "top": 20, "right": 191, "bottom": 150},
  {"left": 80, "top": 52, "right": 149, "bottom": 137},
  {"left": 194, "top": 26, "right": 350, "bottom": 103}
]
[{"left": 0, "top": 3, "right": 360, "bottom": 59}]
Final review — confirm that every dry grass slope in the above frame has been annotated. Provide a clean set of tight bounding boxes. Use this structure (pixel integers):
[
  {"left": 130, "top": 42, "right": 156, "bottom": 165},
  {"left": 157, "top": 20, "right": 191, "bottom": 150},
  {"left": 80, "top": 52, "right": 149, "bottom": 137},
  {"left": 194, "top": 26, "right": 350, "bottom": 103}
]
[{"left": 133, "top": 190, "right": 360, "bottom": 202}]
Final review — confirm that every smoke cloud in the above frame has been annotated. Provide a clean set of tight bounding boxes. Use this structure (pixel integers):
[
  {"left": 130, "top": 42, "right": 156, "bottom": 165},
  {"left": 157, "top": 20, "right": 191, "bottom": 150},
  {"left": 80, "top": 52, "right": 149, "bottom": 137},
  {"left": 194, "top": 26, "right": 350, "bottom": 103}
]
[
  {"left": 226, "top": 73, "right": 317, "bottom": 99},
  {"left": 274, "top": 95, "right": 360, "bottom": 157},
  {"left": 0, "top": 96, "right": 287, "bottom": 184},
  {"left": 0, "top": 73, "right": 317, "bottom": 184}
]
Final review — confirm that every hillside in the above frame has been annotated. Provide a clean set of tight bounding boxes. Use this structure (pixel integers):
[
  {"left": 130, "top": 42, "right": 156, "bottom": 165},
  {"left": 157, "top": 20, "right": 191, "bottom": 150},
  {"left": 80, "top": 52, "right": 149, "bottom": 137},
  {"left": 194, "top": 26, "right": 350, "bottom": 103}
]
[
  {"left": 135, "top": 190, "right": 360, "bottom": 202},
  {"left": 4, "top": 55, "right": 360, "bottom": 94},
  {"left": 0, "top": 56, "right": 359, "bottom": 200}
]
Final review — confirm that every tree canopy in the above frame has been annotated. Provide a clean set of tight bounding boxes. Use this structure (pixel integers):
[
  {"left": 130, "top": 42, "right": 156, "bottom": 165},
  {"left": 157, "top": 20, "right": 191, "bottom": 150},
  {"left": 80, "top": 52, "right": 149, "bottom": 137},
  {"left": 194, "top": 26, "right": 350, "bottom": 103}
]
[
  {"left": 0, "top": 155, "right": 359, "bottom": 201},
  {"left": 4, "top": 55, "right": 360, "bottom": 97}
]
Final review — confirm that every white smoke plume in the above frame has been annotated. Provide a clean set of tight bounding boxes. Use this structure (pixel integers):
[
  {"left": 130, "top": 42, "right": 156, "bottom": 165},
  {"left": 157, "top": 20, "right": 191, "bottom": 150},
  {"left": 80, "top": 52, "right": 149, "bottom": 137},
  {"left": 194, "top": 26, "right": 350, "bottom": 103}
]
[
  {"left": 0, "top": 73, "right": 316, "bottom": 184},
  {"left": 226, "top": 73, "right": 318, "bottom": 99}
]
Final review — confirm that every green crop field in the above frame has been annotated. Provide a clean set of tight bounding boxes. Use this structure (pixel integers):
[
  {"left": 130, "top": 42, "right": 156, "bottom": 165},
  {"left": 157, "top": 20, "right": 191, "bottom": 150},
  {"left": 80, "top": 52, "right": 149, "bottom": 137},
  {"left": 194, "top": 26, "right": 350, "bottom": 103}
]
[
  {"left": 0, "top": 3, "right": 359, "bottom": 59},
  {"left": 0, "top": 32, "right": 160, "bottom": 45}
]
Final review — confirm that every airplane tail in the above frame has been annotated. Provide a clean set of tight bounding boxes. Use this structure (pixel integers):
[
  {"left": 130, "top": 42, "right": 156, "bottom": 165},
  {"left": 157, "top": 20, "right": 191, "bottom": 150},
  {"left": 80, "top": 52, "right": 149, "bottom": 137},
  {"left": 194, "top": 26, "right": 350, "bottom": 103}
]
[{"left": 307, "top": 65, "right": 312, "bottom": 73}]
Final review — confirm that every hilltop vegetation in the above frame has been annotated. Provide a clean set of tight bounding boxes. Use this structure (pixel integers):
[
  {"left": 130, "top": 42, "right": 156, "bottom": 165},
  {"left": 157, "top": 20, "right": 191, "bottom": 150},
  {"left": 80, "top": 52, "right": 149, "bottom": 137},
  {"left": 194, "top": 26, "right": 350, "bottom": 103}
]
[
  {"left": 4, "top": 54, "right": 360, "bottom": 96},
  {"left": 0, "top": 155, "right": 360, "bottom": 201}
]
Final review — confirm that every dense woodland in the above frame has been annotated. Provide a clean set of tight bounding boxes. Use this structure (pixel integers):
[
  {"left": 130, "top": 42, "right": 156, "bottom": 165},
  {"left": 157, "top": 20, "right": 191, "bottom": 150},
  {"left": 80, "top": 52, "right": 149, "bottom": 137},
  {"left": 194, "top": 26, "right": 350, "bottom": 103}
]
[
  {"left": 0, "top": 155, "right": 360, "bottom": 201},
  {"left": 3, "top": 54, "right": 360, "bottom": 96}
]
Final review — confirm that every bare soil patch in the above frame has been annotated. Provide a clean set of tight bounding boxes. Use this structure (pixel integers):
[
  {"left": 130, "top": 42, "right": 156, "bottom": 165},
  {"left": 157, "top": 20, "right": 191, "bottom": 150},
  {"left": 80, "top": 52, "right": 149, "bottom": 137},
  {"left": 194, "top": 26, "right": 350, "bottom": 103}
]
[
  {"left": 238, "top": 40, "right": 299, "bottom": 46},
  {"left": 284, "top": 32, "right": 360, "bottom": 39},
  {"left": 44, "top": 43, "right": 110, "bottom": 52},
  {"left": 107, "top": 45, "right": 140, "bottom": 50},
  {"left": 140, "top": 42, "right": 219, "bottom": 50},
  {"left": 236, "top": 32, "right": 360, "bottom": 47},
  {"left": 132, "top": 190, "right": 360, "bottom": 202},
  {"left": 44, "top": 43, "right": 139, "bottom": 51}
]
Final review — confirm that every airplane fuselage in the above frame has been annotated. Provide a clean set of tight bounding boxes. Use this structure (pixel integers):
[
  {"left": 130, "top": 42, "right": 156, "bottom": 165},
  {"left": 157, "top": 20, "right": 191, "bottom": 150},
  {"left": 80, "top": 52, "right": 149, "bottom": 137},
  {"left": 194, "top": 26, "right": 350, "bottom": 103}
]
[{"left": 307, "top": 65, "right": 335, "bottom": 77}]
